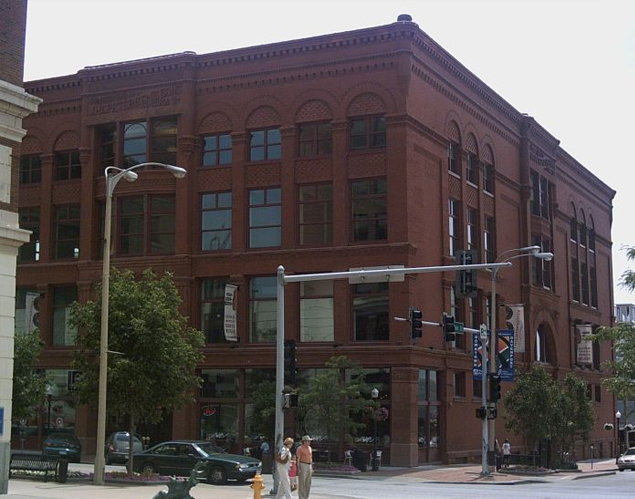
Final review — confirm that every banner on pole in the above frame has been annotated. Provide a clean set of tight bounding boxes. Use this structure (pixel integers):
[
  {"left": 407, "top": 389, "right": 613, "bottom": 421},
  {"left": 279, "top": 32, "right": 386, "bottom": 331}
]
[
  {"left": 25, "top": 292, "right": 40, "bottom": 333},
  {"left": 506, "top": 304, "right": 525, "bottom": 353},
  {"left": 576, "top": 324, "right": 593, "bottom": 365},
  {"left": 473, "top": 329, "right": 515, "bottom": 381},
  {"left": 223, "top": 284, "right": 238, "bottom": 342}
]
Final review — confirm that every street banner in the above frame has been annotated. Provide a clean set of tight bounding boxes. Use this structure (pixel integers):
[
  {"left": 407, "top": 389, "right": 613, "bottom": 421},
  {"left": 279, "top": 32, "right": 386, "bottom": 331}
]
[
  {"left": 25, "top": 292, "right": 40, "bottom": 333},
  {"left": 223, "top": 284, "right": 238, "bottom": 342},
  {"left": 576, "top": 324, "right": 593, "bottom": 365},
  {"left": 506, "top": 304, "right": 525, "bottom": 353},
  {"left": 473, "top": 329, "right": 515, "bottom": 381}
]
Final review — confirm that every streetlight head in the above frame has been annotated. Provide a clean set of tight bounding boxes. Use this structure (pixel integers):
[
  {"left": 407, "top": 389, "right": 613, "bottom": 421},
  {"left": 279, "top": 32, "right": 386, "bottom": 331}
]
[
  {"left": 534, "top": 252, "right": 554, "bottom": 262},
  {"left": 371, "top": 388, "right": 379, "bottom": 399},
  {"left": 123, "top": 171, "right": 138, "bottom": 182},
  {"left": 165, "top": 164, "right": 187, "bottom": 179},
  {"left": 520, "top": 245, "right": 541, "bottom": 254},
  {"left": 616, "top": 410, "right": 622, "bottom": 419}
]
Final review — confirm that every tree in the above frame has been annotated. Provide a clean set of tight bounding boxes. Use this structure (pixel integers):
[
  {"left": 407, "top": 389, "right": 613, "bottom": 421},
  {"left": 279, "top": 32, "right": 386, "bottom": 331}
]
[
  {"left": 246, "top": 372, "right": 276, "bottom": 442},
  {"left": 618, "top": 245, "right": 635, "bottom": 292},
  {"left": 12, "top": 329, "right": 48, "bottom": 422},
  {"left": 298, "top": 356, "right": 371, "bottom": 451},
  {"left": 503, "top": 366, "right": 594, "bottom": 467},
  {"left": 70, "top": 268, "right": 205, "bottom": 471}
]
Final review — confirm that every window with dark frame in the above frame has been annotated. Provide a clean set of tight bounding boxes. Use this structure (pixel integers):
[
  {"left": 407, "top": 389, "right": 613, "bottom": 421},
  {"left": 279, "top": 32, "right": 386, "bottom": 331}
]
[
  {"left": 123, "top": 121, "right": 147, "bottom": 167},
  {"left": 249, "top": 187, "right": 281, "bottom": 248},
  {"left": 351, "top": 177, "right": 387, "bottom": 242},
  {"left": 201, "top": 192, "right": 232, "bottom": 251},
  {"left": 249, "top": 128, "right": 281, "bottom": 161},
  {"left": 300, "top": 280, "right": 334, "bottom": 342},
  {"left": 466, "top": 153, "right": 478, "bottom": 185},
  {"left": 350, "top": 116, "right": 386, "bottom": 150},
  {"left": 54, "top": 151, "right": 81, "bottom": 181},
  {"left": 249, "top": 276, "right": 277, "bottom": 343},
  {"left": 352, "top": 282, "right": 389, "bottom": 341},
  {"left": 467, "top": 207, "right": 477, "bottom": 251},
  {"left": 118, "top": 195, "right": 176, "bottom": 256},
  {"left": 121, "top": 117, "right": 178, "bottom": 168},
  {"left": 99, "top": 124, "right": 116, "bottom": 169},
  {"left": 448, "top": 198, "right": 460, "bottom": 256},
  {"left": 19, "top": 155, "right": 42, "bottom": 184},
  {"left": 54, "top": 204, "right": 80, "bottom": 260},
  {"left": 448, "top": 142, "right": 459, "bottom": 175},
  {"left": 484, "top": 216, "right": 495, "bottom": 263},
  {"left": 201, "top": 278, "right": 229, "bottom": 343},
  {"left": 18, "top": 207, "right": 40, "bottom": 263},
  {"left": 532, "top": 235, "right": 553, "bottom": 290},
  {"left": 299, "top": 184, "right": 333, "bottom": 246},
  {"left": 202, "top": 134, "right": 233, "bottom": 166},
  {"left": 453, "top": 372, "right": 466, "bottom": 398},
  {"left": 52, "top": 286, "right": 78, "bottom": 346},
  {"left": 151, "top": 118, "right": 178, "bottom": 165},
  {"left": 530, "top": 170, "right": 551, "bottom": 220},
  {"left": 298, "top": 122, "right": 332, "bottom": 157},
  {"left": 483, "top": 162, "right": 494, "bottom": 193}
]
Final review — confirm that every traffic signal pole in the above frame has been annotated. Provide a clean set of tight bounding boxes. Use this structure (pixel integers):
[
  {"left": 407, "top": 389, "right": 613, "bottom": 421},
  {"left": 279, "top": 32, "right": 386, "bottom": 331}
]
[{"left": 275, "top": 261, "right": 512, "bottom": 467}]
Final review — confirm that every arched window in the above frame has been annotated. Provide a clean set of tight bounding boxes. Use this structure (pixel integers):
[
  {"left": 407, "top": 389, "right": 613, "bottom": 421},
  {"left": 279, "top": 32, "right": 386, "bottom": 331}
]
[{"left": 535, "top": 324, "right": 553, "bottom": 364}]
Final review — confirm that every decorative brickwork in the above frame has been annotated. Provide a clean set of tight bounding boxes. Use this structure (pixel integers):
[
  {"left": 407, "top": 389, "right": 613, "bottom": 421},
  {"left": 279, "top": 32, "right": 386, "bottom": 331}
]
[
  {"left": 199, "top": 112, "right": 232, "bottom": 133},
  {"left": 245, "top": 164, "right": 281, "bottom": 187},
  {"left": 295, "top": 159, "right": 332, "bottom": 183},
  {"left": 53, "top": 131, "right": 80, "bottom": 151},
  {"left": 347, "top": 92, "right": 385, "bottom": 116},
  {"left": 348, "top": 152, "right": 386, "bottom": 178},
  {"left": 197, "top": 167, "right": 232, "bottom": 191},
  {"left": 465, "top": 132, "right": 478, "bottom": 154},
  {"left": 245, "top": 106, "right": 281, "bottom": 128},
  {"left": 446, "top": 120, "right": 461, "bottom": 143},
  {"left": 295, "top": 99, "right": 332, "bottom": 122}
]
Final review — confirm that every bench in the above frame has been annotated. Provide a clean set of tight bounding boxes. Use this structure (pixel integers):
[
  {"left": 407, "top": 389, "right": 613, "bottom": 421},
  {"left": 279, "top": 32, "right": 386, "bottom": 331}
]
[{"left": 9, "top": 453, "right": 59, "bottom": 482}]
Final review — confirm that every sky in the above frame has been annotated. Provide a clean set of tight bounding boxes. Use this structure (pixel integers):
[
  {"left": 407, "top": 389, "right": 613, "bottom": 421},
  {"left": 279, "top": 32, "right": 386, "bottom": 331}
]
[{"left": 23, "top": 0, "right": 635, "bottom": 303}]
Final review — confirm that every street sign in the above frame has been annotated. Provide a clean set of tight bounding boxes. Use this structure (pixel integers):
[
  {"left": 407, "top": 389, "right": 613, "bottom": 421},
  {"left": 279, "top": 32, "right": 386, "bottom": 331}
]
[{"left": 454, "top": 322, "right": 465, "bottom": 333}]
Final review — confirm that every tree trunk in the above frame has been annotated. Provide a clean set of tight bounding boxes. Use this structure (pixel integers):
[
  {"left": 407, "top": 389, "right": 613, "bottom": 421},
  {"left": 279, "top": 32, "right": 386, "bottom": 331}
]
[{"left": 127, "top": 413, "right": 136, "bottom": 473}]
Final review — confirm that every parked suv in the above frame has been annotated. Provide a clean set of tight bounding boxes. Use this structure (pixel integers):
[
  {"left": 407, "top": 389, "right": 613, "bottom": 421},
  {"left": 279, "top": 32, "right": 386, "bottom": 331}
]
[{"left": 105, "top": 432, "right": 144, "bottom": 465}]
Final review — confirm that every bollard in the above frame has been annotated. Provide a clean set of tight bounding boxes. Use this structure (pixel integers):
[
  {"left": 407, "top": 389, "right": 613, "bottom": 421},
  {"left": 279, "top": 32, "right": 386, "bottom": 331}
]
[{"left": 251, "top": 473, "right": 266, "bottom": 499}]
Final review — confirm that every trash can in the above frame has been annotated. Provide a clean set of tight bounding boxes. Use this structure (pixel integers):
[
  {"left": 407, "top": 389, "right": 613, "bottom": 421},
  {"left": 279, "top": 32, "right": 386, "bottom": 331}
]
[
  {"left": 261, "top": 452, "right": 272, "bottom": 474},
  {"left": 371, "top": 450, "right": 382, "bottom": 471},
  {"left": 352, "top": 449, "right": 368, "bottom": 472},
  {"left": 57, "top": 459, "right": 68, "bottom": 483}
]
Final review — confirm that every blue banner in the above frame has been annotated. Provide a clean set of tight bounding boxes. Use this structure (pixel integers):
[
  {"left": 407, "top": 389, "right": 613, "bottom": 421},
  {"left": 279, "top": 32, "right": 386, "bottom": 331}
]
[{"left": 473, "top": 329, "right": 515, "bottom": 381}]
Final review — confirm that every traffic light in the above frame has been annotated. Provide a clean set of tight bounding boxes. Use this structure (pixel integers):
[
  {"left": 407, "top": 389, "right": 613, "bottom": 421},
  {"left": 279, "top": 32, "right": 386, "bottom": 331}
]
[
  {"left": 456, "top": 249, "right": 478, "bottom": 298},
  {"left": 409, "top": 307, "right": 423, "bottom": 339},
  {"left": 442, "top": 313, "right": 456, "bottom": 342},
  {"left": 284, "top": 340, "right": 297, "bottom": 387},
  {"left": 488, "top": 373, "right": 502, "bottom": 403}
]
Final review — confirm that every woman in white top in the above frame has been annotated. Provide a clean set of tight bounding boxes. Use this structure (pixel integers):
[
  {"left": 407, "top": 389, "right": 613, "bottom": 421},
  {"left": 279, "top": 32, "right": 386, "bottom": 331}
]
[{"left": 276, "top": 437, "right": 294, "bottom": 499}]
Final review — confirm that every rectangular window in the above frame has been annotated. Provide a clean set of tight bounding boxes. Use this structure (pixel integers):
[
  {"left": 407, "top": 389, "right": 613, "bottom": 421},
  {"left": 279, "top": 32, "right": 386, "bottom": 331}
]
[
  {"left": 531, "top": 171, "right": 551, "bottom": 219},
  {"left": 19, "top": 155, "right": 42, "bottom": 184},
  {"left": 590, "top": 265, "right": 598, "bottom": 308},
  {"left": 119, "top": 195, "right": 176, "bottom": 256},
  {"left": 467, "top": 207, "right": 477, "bottom": 251},
  {"left": 466, "top": 154, "right": 478, "bottom": 185},
  {"left": 353, "top": 282, "right": 389, "bottom": 341},
  {"left": 250, "top": 128, "right": 281, "bottom": 161},
  {"left": 55, "top": 204, "right": 80, "bottom": 259},
  {"left": 484, "top": 216, "right": 495, "bottom": 263},
  {"left": 298, "top": 122, "right": 332, "bottom": 157},
  {"left": 201, "top": 192, "right": 232, "bottom": 251},
  {"left": 151, "top": 117, "right": 178, "bottom": 165},
  {"left": 54, "top": 151, "right": 81, "bottom": 181},
  {"left": 581, "top": 262, "right": 589, "bottom": 305},
  {"left": 202, "top": 134, "right": 233, "bottom": 166},
  {"left": 351, "top": 178, "right": 387, "bottom": 242},
  {"left": 448, "top": 143, "right": 459, "bottom": 174},
  {"left": 99, "top": 124, "right": 116, "bottom": 169},
  {"left": 300, "top": 280, "right": 334, "bottom": 342},
  {"left": 249, "top": 276, "right": 277, "bottom": 343},
  {"left": 249, "top": 187, "right": 281, "bottom": 248},
  {"left": 453, "top": 372, "right": 466, "bottom": 398},
  {"left": 571, "top": 257, "right": 580, "bottom": 302},
  {"left": 532, "top": 236, "right": 553, "bottom": 290},
  {"left": 449, "top": 198, "right": 460, "bottom": 256},
  {"left": 18, "top": 207, "right": 40, "bottom": 263},
  {"left": 473, "top": 378, "right": 483, "bottom": 399},
  {"left": 299, "top": 184, "right": 332, "bottom": 245},
  {"left": 53, "top": 286, "right": 78, "bottom": 346},
  {"left": 201, "top": 278, "right": 229, "bottom": 343},
  {"left": 350, "top": 116, "right": 386, "bottom": 150},
  {"left": 483, "top": 163, "right": 494, "bottom": 193},
  {"left": 200, "top": 369, "right": 239, "bottom": 398}
]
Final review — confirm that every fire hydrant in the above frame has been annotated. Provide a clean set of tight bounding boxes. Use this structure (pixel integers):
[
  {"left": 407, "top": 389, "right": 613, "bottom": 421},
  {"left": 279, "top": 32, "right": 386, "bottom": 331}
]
[{"left": 251, "top": 473, "right": 266, "bottom": 499}]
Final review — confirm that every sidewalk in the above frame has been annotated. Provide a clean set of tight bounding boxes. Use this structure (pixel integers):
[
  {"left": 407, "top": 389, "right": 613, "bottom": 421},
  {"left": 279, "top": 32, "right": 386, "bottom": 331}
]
[{"left": 3, "top": 459, "right": 617, "bottom": 499}]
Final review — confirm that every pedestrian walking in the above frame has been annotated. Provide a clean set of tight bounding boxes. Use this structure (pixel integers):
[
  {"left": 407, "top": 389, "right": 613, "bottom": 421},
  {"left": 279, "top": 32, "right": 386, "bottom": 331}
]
[
  {"left": 275, "top": 437, "right": 294, "bottom": 499},
  {"left": 296, "top": 435, "right": 313, "bottom": 499},
  {"left": 502, "top": 438, "right": 511, "bottom": 468}
]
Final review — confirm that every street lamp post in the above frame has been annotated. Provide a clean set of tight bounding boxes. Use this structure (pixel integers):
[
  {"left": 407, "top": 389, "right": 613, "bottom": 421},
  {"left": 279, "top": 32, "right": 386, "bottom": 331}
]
[
  {"left": 371, "top": 388, "right": 379, "bottom": 471},
  {"left": 45, "top": 385, "right": 52, "bottom": 436},
  {"left": 93, "top": 162, "right": 186, "bottom": 485},
  {"left": 488, "top": 246, "right": 554, "bottom": 470},
  {"left": 616, "top": 410, "right": 622, "bottom": 464}
]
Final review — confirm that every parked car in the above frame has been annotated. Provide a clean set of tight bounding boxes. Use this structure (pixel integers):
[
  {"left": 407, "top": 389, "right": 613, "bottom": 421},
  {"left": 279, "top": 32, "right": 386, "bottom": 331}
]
[
  {"left": 105, "top": 431, "right": 144, "bottom": 465},
  {"left": 618, "top": 448, "right": 635, "bottom": 471},
  {"left": 42, "top": 432, "right": 82, "bottom": 463},
  {"left": 132, "top": 440, "right": 261, "bottom": 485}
]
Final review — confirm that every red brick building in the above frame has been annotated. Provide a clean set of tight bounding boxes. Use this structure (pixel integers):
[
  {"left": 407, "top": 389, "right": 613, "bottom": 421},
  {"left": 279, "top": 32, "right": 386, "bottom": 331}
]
[{"left": 16, "top": 15, "right": 615, "bottom": 466}]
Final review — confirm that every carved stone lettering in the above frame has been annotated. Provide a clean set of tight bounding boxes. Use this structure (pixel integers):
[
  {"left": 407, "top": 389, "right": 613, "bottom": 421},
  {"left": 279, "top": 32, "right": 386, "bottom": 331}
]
[{"left": 90, "top": 85, "right": 182, "bottom": 115}]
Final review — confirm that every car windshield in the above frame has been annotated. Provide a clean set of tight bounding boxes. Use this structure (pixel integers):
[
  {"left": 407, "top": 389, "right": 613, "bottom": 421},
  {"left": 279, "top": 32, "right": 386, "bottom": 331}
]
[
  {"left": 196, "top": 442, "right": 226, "bottom": 456},
  {"left": 624, "top": 449, "right": 635, "bottom": 456},
  {"left": 116, "top": 434, "right": 142, "bottom": 443},
  {"left": 45, "top": 434, "right": 79, "bottom": 445}
]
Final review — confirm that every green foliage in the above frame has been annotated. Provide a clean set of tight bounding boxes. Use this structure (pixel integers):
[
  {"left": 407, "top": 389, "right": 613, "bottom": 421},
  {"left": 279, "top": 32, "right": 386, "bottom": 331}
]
[
  {"left": 246, "top": 374, "right": 276, "bottom": 441},
  {"left": 619, "top": 245, "right": 635, "bottom": 292},
  {"left": 70, "top": 267, "right": 205, "bottom": 428},
  {"left": 298, "top": 356, "right": 371, "bottom": 442},
  {"left": 12, "top": 329, "right": 48, "bottom": 421},
  {"left": 593, "top": 321, "right": 635, "bottom": 403},
  {"left": 504, "top": 366, "right": 595, "bottom": 462}
]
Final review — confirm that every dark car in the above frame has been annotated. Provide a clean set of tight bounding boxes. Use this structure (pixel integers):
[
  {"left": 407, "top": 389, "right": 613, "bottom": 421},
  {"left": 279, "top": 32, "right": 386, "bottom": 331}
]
[
  {"left": 132, "top": 440, "right": 261, "bottom": 485},
  {"left": 105, "top": 431, "right": 144, "bottom": 464},
  {"left": 42, "top": 432, "right": 82, "bottom": 463}
]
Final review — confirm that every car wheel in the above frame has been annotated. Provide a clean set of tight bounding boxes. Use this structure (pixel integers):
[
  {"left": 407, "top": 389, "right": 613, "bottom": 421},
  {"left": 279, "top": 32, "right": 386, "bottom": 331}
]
[
  {"left": 142, "top": 464, "right": 157, "bottom": 475},
  {"left": 208, "top": 466, "right": 227, "bottom": 485},
  {"left": 619, "top": 468, "right": 624, "bottom": 472}
]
